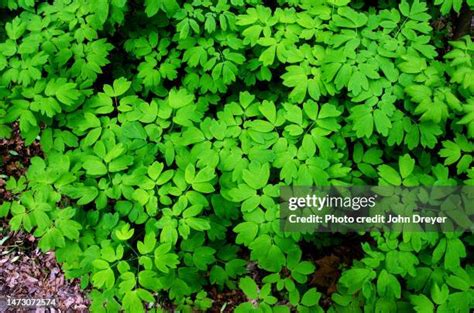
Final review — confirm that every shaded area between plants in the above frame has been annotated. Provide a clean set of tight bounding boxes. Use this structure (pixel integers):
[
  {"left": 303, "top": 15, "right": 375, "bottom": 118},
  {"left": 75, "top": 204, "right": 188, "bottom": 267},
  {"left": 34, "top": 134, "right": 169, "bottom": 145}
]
[
  {"left": 207, "top": 234, "right": 372, "bottom": 312},
  {"left": 0, "top": 123, "right": 42, "bottom": 201}
]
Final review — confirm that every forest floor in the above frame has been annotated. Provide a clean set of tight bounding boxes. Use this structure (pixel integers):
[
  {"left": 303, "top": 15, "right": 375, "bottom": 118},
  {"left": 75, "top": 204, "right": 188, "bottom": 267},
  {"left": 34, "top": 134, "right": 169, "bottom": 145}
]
[{"left": 0, "top": 124, "right": 89, "bottom": 312}]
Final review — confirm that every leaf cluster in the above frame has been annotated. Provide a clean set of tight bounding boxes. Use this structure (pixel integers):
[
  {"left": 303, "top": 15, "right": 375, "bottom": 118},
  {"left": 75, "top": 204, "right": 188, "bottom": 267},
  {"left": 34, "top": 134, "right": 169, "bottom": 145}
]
[{"left": 1, "top": 0, "right": 473, "bottom": 312}]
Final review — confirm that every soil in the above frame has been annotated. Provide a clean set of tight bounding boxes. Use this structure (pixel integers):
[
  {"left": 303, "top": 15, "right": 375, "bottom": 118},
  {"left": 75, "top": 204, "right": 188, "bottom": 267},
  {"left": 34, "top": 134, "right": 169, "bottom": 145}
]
[
  {"left": 208, "top": 287, "right": 247, "bottom": 313},
  {"left": 0, "top": 122, "right": 42, "bottom": 201},
  {"left": 0, "top": 222, "right": 89, "bottom": 312}
]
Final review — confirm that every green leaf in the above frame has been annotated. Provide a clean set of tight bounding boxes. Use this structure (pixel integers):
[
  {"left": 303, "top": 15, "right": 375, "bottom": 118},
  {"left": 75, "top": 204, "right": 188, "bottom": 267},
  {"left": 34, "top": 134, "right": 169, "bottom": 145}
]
[
  {"left": 148, "top": 162, "right": 164, "bottom": 181},
  {"left": 193, "top": 246, "right": 216, "bottom": 270},
  {"left": 439, "top": 140, "right": 461, "bottom": 165},
  {"left": 333, "top": 7, "right": 368, "bottom": 28},
  {"left": 133, "top": 189, "right": 149, "bottom": 206},
  {"left": 239, "top": 277, "right": 258, "bottom": 299},
  {"left": 398, "top": 55, "right": 427, "bottom": 74},
  {"left": 301, "top": 288, "right": 320, "bottom": 307},
  {"left": 115, "top": 223, "right": 135, "bottom": 241},
  {"left": 351, "top": 105, "right": 374, "bottom": 138},
  {"left": 374, "top": 109, "right": 391, "bottom": 136},
  {"left": 123, "top": 290, "right": 144, "bottom": 313},
  {"left": 399, "top": 154, "right": 415, "bottom": 178},
  {"left": 137, "top": 232, "right": 157, "bottom": 255},
  {"left": 378, "top": 165, "right": 402, "bottom": 185},
  {"left": 57, "top": 218, "right": 82, "bottom": 240},
  {"left": 446, "top": 274, "right": 469, "bottom": 291},
  {"left": 259, "top": 100, "right": 277, "bottom": 124},
  {"left": 38, "top": 228, "right": 65, "bottom": 251},
  {"left": 92, "top": 268, "right": 115, "bottom": 289},
  {"left": 234, "top": 222, "right": 259, "bottom": 245},
  {"left": 339, "top": 268, "right": 375, "bottom": 294},
  {"left": 282, "top": 66, "right": 309, "bottom": 103},
  {"left": 154, "top": 244, "right": 179, "bottom": 273},
  {"left": 5, "top": 17, "right": 26, "bottom": 40},
  {"left": 56, "top": 83, "right": 81, "bottom": 106},
  {"left": 327, "top": 0, "right": 350, "bottom": 6},
  {"left": 83, "top": 159, "right": 108, "bottom": 176},
  {"left": 110, "top": 78, "right": 131, "bottom": 97},
  {"left": 145, "top": 0, "right": 179, "bottom": 17},
  {"left": 294, "top": 261, "right": 315, "bottom": 275},
  {"left": 242, "top": 162, "right": 270, "bottom": 189},
  {"left": 431, "top": 283, "right": 449, "bottom": 305},
  {"left": 194, "top": 166, "right": 216, "bottom": 183},
  {"left": 169, "top": 88, "right": 194, "bottom": 109},
  {"left": 259, "top": 45, "right": 276, "bottom": 66},
  {"left": 186, "top": 217, "right": 211, "bottom": 231},
  {"left": 348, "top": 70, "right": 369, "bottom": 95},
  {"left": 410, "top": 294, "right": 434, "bottom": 313}
]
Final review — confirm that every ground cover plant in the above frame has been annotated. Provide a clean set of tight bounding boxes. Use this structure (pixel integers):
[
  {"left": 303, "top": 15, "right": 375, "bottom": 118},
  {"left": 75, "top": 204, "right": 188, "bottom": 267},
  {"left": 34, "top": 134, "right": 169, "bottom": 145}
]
[{"left": 0, "top": 0, "right": 473, "bottom": 311}]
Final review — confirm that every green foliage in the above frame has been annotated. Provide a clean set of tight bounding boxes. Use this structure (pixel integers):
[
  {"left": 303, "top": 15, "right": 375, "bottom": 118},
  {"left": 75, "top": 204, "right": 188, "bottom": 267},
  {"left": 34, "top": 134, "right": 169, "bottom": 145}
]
[
  {"left": 434, "top": 0, "right": 474, "bottom": 14},
  {"left": 1, "top": 0, "right": 473, "bottom": 312}
]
